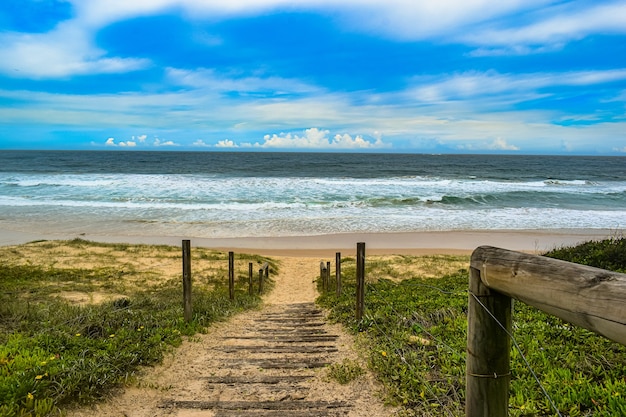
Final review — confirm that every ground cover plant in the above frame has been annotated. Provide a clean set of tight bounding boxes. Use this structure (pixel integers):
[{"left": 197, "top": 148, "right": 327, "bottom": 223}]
[
  {"left": 317, "top": 240, "right": 626, "bottom": 416},
  {"left": 0, "top": 239, "right": 276, "bottom": 417}
]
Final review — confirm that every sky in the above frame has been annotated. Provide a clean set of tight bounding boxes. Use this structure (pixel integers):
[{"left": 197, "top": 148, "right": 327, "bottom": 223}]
[{"left": 0, "top": 0, "right": 625, "bottom": 154}]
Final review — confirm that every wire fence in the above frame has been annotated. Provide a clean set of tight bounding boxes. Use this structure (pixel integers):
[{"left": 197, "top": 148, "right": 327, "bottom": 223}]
[{"left": 316, "top": 245, "right": 626, "bottom": 416}]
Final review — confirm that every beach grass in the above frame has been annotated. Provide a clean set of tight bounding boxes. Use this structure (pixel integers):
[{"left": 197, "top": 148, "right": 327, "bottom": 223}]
[
  {"left": 0, "top": 239, "right": 276, "bottom": 417},
  {"left": 317, "top": 238, "right": 626, "bottom": 416}
]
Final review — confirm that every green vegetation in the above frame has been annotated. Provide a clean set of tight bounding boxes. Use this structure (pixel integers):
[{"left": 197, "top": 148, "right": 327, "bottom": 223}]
[
  {"left": 325, "top": 358, "right": 365, "bottom": 385},
  {"left": 543, "top": 236, "right": 626, "bottom": 273},
  {"left": 317, "top": 239, "right": 626, "bottom": 416},
  {"left": 0, "top": 240, "right": 276, "bottom": 417}
]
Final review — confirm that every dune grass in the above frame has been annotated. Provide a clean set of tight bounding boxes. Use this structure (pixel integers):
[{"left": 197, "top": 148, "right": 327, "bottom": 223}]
[
  {"left": 317, "top": 239, "right": 626, "bottom": 416},
  {"left": 0, "top": 239, "right": 276, "bottom": 417}
]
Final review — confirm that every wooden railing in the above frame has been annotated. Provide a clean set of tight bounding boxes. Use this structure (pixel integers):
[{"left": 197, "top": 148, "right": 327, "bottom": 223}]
[
  {"left": 466, "top": 246, "right": 626, "bottom": 416},
  {"left": 180, "top": 241, "right": 271, "bottom": 322}
]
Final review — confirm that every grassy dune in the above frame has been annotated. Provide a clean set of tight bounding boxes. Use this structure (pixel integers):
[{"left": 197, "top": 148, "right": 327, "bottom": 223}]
[
  {"left": 317, "top": 238, "right": 626, "bottom": 416},
  {"left": 0, "top": 239, "right": 276, "bottom": 417}
]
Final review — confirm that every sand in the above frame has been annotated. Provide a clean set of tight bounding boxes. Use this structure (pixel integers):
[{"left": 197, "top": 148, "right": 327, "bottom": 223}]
[{"left": 0, "top": 227, "right": 615, "bottom": 256}]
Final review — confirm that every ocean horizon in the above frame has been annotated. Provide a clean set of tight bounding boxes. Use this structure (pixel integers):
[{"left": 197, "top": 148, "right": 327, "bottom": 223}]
[{"left": 1, "top": 151, "right": 625, "bottom": 240}]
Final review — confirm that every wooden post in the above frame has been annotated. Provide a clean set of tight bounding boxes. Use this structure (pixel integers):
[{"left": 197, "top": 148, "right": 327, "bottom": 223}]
[
  {"left": 248, "top": 262, "right": 253, "bottom": 296},
  {"left": 259, "top": 268, "right": 264, "bottom": 294},
  {"left": 466, "top": 266, "right": 511, "bottom": 417},
  {"left": 336, "top": 252, "right": 342, "bottom": 296},
  {"left": 320, "top": 261, "right": 327, "bottom": 292},
  {"left": 182, "top": 240, "right": 192, "bottom": 323},
  {"left": 326, "top": 261, "right": 331, "bottom": 293},
  {"left": 356, "top": 242, "right": 365, "bottom": 321},
  {"left": 228, "top": 251, "right": 235, "bottom": 300}
]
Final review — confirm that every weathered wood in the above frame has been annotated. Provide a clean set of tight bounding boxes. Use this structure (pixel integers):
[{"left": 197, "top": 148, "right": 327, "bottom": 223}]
[
  {"left": 216, "top": 345, "right": 338, "bottom": 353},
  {"left": 214, "top": 411, "right": 335, "bottom": 417},
  {"left": 203, "top": 375, "right": 312, "bottom": 384},
  {"left": 228, "top": 251, "right": 235, "bottom": 301},
  {"left": 336, "top": 252, "right": 342, "bottom": 296},
  {"left": 219, "top": 358, "right": 331, "bottom": 369},
  {"left": 161, "top": 400, "right": 349, "bottom": 410},
  {"left": 181, "top": 239, "right": 192, "bottom": 323},
  {"left": 326, "top": 261, "right": 331, "bottom": 293},
  {"left": 222, "top": 335, "right": 339, "bottom": 342},
  {"left": 466, "top": 266, "right": 511, "bottom": 417},
  {"left": 319, "top": 261, "right": 325, "bottom": 291},
  {"left": 255, "top": 318, "right": 325, "bottom": 323},
  {"left": 356, "top": 242, "right": 366, "bottom": 321},
  {"left": 248, "top": 262, "right": 253, "bottom": 296},
  {"left": 259, "top": 262, "right": 269, "bottom": 294},
  {"left": 471, "top": 246, "right": 626, "bottom": 346}
]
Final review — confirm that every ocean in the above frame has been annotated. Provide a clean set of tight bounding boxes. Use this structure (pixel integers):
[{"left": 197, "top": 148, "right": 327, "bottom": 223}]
[{"left": 0, "top": 151, "right": 625, "bottom": 239}]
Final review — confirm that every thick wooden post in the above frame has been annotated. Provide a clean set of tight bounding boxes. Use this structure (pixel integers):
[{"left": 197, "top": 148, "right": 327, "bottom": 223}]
[
  {"left": 228, "top": 251, "right": 235, "bottom": 300},
  {"left": 336, "top": 252, "right": 342, "bottom": 296},
  {"left": 248, "top": 262, "right": 253, "bottom": 296},
  {"left": 356, "top": 242, "right": 365, "bottom": 321},
  {"left": 259, "top": 268, "right": 264, "bottom": 294},
  {"left": 182, "top": 240, "right": 192, "bottom": 323},
  {"left": 466, "top": 266, "right": 511, "bottom": 417}
]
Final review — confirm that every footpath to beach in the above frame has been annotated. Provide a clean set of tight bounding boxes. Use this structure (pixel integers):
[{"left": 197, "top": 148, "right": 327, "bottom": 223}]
[{"left": 68, "top": 256, "right": 394, "bottom": 417}]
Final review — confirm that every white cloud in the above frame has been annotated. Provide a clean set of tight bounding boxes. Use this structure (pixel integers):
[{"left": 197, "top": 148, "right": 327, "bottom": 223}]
[
  {"left": 215, "top": 139, "right": 239, "bottom": 147},
  {"left": 256, "top": 127, "right": 387, "bottom": 149},
  {"left": 0, "top": 24, "right": 150, "bottom": 78},
  {"left": 136, "top": 135, "right": 148, "bottom": 142},
  {"left": 193, "top": 139, "right": 210, "bottom": 147},
  {"left": 461, "top": 2, "right": 626, "bottom": 51},
  {"left": 614, "top": 146, "right": 626, "bottom": 153},
  {"left": 166, "top": 67, "right": 320, "bottom": 95},
  {"left": 105, "top": 137, "right": 138, "bottom": 147},
  {"left": 154, "top": 138, "right": 178, "bottom": 146},
  {"left": 457, "top": 137, "right": 520, "bottom": 152},
  {"left": 332, "top": 132, "right": 387, "bottom": 149},
  {"left": 408, "top": 69, "right": 626, "bottom": 103},
  {"left": 487, "top": 138, "right": 519, "bottom": 151}
]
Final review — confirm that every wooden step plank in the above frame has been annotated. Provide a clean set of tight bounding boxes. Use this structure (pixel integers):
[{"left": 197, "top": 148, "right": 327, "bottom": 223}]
[{"left": 160, "top": 400, "right": 350, "bottom": 411}]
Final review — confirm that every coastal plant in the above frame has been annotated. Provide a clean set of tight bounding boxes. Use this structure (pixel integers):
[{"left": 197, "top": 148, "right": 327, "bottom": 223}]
[
  {"left": 325, "top": 358, "right": 365, "bottom": 384},
  {"left": 0, "top": 240, "right": 274, "bottom": 417},
  {"left": 317, "top": 240, "right": 626, "bottom": 416}
]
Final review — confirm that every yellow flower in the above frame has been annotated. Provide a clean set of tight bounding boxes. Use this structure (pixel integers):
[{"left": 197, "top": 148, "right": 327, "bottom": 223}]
[
  {"left": 109, "top": 334, "right": 115, "bottom": 338},
  {"left": 35, "top": 375, "right": 43, "bottom": 380},
  {"left": 381, "top": 351, "right": 387, "bottom": 357},
  {"left": 75, "top": 333, "right": 81, "bottom": 337},
  {"left": 27, "top": 393, "right": 34, "bottom": 400}
]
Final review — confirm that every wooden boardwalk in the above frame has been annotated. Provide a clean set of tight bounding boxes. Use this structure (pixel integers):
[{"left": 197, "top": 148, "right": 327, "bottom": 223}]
[{"left": 158, "top": 302, "right": 353, "bottom": 416}]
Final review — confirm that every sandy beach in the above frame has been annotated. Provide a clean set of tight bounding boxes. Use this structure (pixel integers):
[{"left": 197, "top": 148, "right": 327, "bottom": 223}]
[{"left": 0, "top": 226, "right": 615, "bottom": 256}]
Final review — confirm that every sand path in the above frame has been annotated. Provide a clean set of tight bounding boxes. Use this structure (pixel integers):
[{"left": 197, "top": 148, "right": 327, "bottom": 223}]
[{"left": 68, "top": 256, "right": 395, "bottom": 417}]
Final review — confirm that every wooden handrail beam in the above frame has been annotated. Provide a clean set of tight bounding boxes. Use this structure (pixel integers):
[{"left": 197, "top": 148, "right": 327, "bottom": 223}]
[{"left": 471, "top": 245, "right": 626, "bottom": 346}]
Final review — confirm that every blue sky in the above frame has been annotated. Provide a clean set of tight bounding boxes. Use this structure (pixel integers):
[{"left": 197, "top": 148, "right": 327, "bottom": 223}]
[{"left": 0, "top": 0, "right": 625, "bottom": 154}]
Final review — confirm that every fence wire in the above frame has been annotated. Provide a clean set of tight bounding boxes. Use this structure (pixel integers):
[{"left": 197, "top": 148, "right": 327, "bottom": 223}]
[{"left": 316, "top": 259, "right": 601, "bottom": 416}]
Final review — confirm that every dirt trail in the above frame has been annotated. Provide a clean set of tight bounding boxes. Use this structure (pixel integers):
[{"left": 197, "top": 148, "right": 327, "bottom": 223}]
[{"left": 68, "top": 257, "right": 395, "bottom": 417}]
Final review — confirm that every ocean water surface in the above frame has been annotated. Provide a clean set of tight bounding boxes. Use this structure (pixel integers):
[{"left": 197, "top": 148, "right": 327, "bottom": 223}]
[{"left": 0, "top": 151, "right": 624, "bottom": 239}]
